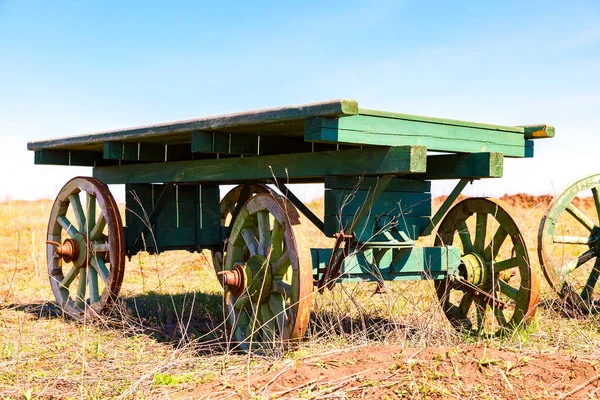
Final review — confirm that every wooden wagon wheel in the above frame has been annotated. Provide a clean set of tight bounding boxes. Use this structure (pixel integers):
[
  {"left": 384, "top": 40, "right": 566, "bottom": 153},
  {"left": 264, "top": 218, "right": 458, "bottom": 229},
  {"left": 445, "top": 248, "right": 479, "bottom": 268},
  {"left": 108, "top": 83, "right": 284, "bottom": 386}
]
[
  {"left": 539, "top": 173, "right": 600, "bottom": 314},
  {"left": 219, "top": 193, "right": 312, "bottom": 350},
  {"left": 211, "top": 184, "right": 275, "bottom": 276},
  {"left": 435, "top": 198, "right": 539, "bottom": 335},
  {"left": 46, "top": 177, "right": 125, "bottom": 319}
]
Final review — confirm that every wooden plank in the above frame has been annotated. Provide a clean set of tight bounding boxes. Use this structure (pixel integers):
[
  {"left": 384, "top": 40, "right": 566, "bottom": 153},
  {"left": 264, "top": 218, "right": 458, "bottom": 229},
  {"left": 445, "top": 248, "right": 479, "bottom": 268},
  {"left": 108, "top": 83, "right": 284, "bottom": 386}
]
[
  {"left": 324, "top": 190, "right": 431, "bottom": 216},
  {"left": 324, "top": 176, "right": 430, "bottom": 192},
  {"left": 191, "top": 132, "right": 259, "bottom": 155},
  {"left": 415, "top": 152, "right": 504, "bottom": 180},
  {"left": 94, "top": 146, "right": 427, "bottom": 185},
  {"left": 103, "top": 142, "right": 165, "bottom": 162},
  {"left": 305, "top": 116, "right": 533, "bottom": 158},
  {"left": 519, "top": 124, "right": 555, "bottom": 139},
  {"left": 27, "top": 99, "right": 358, "bottom": 151},
  {"left": 34, "top": 149, "right": 104, "bottom": 167},
  {"left": 358, "top": 108, "right": 524, "bottom": 133}
]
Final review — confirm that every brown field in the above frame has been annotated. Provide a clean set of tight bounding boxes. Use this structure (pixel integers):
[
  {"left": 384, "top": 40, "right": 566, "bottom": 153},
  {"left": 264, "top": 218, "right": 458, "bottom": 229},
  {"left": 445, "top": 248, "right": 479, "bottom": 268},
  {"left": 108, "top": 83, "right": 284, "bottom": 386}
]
[{"left": 1, "top": 195, "right": 600, "bottom": 399}]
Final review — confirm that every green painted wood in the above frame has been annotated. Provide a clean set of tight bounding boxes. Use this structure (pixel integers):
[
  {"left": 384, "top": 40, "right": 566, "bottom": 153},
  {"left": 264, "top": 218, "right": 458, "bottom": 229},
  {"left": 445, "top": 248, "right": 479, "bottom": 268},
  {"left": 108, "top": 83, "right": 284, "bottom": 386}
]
[
  {"left": 422, "top": 179, "right": 469, "bottom": 236},
  {"left": 34, "top": 149, "right": 105, "bottom": 166},
  {"left": 94, "top": 146, "right": 427, "bottom": 185},
  {"left": 125, "top": 183, "right": 221, "bottom": 255},
  {"left": 324, "top": 214, "right": 430, "bottom": 241},
  {"left": 358, "top": 108, "right": 525, "bottom": 133},
  {"left": 27, "top": 99, "right": 358, "bottom": 151},
  {"left": 519, "top": 124, "right": 555, "bottom": 139},
  {"left": 324, "top": 176, "right": 430, "bottom": 192},
  {"left": 415, "top": 152, "right": 504, "bottom": 180},
  {"left": 103, "top": 142, "right": 165, "bottom": 162},
  {"left": 311, "top": 246, "right": 462, "bottom": 282},
  {"left": 305, "top": 116, "right": 533, "bottom": 158},
  {"left": 191, "top": 132, "right": 259, "bottom": 155},
  {"left": 324, "top": 190, "right": 431, "bottom": 216}
]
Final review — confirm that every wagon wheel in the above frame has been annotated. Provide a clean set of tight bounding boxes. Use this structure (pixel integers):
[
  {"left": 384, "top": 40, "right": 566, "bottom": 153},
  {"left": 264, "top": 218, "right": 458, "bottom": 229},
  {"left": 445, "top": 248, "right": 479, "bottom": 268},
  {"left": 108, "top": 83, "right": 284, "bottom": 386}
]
[
  {"left": 211, "top": 184, "right": 275, "bottom": 276},
  {"left": 46, "top": 177, "right": 125, "bottom": 319},
  {"left": 219, "top": 193, "right": 312, "bottom": 350},
  {"left": 539, "top": 173, "right": 600, "bottom": 314},
  {"left": 435, "top": 198, "right": 539, "bottom": 335}
]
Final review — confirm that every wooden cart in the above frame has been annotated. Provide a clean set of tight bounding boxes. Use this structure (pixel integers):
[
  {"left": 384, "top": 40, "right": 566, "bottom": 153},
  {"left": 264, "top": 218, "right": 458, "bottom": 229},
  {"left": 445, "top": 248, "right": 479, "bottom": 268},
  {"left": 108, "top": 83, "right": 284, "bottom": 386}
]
[{"left": 28, "top": 99, "right": 554, "bottom": 344}]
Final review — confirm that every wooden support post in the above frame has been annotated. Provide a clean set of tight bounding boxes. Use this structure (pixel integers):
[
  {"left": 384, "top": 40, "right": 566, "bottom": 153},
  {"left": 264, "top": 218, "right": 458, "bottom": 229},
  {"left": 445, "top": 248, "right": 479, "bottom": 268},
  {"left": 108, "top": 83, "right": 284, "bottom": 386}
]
[
  {"left": 103, "top": 142, "right": 165, "bottom": 162},
  {"left": 191, "top": 132, "right": 259, "bottom": 155}
]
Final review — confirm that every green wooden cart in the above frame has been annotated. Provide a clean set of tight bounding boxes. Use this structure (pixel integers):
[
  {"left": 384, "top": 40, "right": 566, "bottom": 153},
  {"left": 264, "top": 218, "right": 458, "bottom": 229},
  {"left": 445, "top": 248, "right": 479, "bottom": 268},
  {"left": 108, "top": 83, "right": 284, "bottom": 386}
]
[{"left": 28, "top": 99, "right": 554, "bottom": 345}]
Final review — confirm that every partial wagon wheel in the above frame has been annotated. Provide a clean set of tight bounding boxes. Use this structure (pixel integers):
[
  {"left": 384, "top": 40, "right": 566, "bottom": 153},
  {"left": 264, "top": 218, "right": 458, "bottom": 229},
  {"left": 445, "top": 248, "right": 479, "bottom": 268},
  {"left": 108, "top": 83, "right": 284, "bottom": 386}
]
[
  {"left": 435, "top": 198, "right": 539, "bottom": 335},
  {"left": 47, "top": 177, "right": 125, "bottom": 319},
  {"left": 211, "top": 184, "right": 274, "bottom": 276},
  {"left": 220, "top": 193, "right": 312, "bottom": 350},
  {"left": 539, "top": 173, "right": 600, "bottom": 314}
]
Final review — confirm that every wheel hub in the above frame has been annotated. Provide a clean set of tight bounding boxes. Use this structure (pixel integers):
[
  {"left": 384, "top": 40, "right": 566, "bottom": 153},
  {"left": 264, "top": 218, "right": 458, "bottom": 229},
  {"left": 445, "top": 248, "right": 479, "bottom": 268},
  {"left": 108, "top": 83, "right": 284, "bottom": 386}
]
[
  {"left": 219, "top": 255, "right": 273, "bottom": 304},
  {"left": 48, "top": 234, "right": 90, "bottom": 267},
  {"left": 460, "top": 252, "right": 489, "bottom": 287}
]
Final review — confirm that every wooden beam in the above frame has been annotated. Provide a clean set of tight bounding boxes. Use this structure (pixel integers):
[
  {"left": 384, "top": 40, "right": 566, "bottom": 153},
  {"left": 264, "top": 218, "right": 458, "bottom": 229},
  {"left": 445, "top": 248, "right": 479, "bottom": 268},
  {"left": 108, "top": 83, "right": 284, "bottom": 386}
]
[
  {"left": 34, "top": 149, "right": 104, "bottom": 167},
  {"left": 191, "top": 132, "right": 259, "bottom": 155},
  {"left": 103, "top": 142, "right": 165, "bottom": 162},
  {"left": 415, "top": 152, "right": 504, "bottom": 180},
  {"left": 94, "top": 146, "right": 427, "bottom": 185},
  {"left": 305, "top": 116, "right": 533, "bottom": 158},
  {"left": 519, "top": 124, "right": 555, "bottom": 139}
]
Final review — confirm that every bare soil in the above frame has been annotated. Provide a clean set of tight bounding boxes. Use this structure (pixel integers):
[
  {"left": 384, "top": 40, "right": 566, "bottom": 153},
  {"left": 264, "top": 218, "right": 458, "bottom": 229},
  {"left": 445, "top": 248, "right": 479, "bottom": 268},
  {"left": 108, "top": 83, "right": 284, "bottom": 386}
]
[{"left": 186, "top": 344, "right": 600, "bottom": 399}]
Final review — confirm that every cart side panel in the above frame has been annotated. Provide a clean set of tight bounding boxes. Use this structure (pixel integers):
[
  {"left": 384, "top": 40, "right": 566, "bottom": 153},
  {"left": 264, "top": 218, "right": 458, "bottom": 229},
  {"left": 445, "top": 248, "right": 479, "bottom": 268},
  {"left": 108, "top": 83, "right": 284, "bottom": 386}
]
[
  {"left": 125, "top": 183, "right": 220, "bottom": 255},
  {"left": 323, "top": 177, "right": 431, "bottom": 242}
]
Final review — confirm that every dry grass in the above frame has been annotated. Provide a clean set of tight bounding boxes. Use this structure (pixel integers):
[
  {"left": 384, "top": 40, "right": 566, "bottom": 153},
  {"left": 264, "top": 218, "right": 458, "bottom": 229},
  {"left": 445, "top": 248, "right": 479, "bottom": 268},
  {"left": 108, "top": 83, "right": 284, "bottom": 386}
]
[{"left": 1, "top": 195, "right": 600, "bottom": 398}]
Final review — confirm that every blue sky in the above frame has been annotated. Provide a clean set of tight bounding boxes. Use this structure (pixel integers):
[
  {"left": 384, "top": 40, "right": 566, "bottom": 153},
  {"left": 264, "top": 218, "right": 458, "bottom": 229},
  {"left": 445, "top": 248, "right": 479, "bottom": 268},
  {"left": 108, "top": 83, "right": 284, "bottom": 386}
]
[{"left": 1, "top": 1, "right": 599, "bottom": 201}]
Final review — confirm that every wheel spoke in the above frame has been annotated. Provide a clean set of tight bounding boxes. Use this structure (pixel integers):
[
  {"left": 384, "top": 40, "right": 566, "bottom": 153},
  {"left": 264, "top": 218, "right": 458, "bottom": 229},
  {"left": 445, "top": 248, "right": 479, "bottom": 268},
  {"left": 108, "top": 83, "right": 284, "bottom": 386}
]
[
  {"left": 458, "top": 292, "right": 474, "bottom": 318},
  {"left": 593, "top": 187, "right": 600, "bottom": 223},
  {"left": 270, "top": 220, "right": 284, "bottom": 261},
  {"left": 60, "top": 265, "right": 80, "bottom": 288},
  {"left": 272, "top": 280, "right": 292, "bottom": 298},
  {"left": 498, "top": 280, "right": 518, "bottom": 301},
  {"left": 562, "top": 248, "right": 597, "bottom": 276},
  {"left": 260, "top": 303, "right": 277, "bottom": 344},
  {"left": 581, "top": 257, "right": 600, "bottom": 302},
  {"left": 233, "top": 293, "right": 250, "bottom": 310},
  {"left": 493, "top": 306, "right": 508, "bottom": 326},
  {"left": 69, "top": 194, "right": 87, "bottom": 232},
  {"left": 57, "top": 215, "right": 79, "bottom": 238},
  {"left": 241, "top": 227, "right": 259, "bottom": 256},
  {"left": 257, "top": 211, "right": 271, "bottom": 257},
  {"left": 566, "top": 203, "right": 596, "bottom": 232},
  {"left": 554, "top": 235, "right": 594, "bottom": 245},
  {"left": 455, "top": 221, "right": 473, "bottom": 253},
  {"left": 493, "top": 257, "right": 518, "bottom": 272},
  {"left": 85, "top": 193, "right": 96, "bottom": 234},
  {"left": 90, "top": 258, "right": 109, "bottom": 283},
  {"left": 92, "top": 243, "right": 110, "bottom": 253},
  {"left": 483, "top": 226, "right": 508, "bottom": 261},
  {"left": 90, "top": 213, "right": 106, "bottom": 241},
  {"left": 271, "top": 251, "right": 290, "bottom": 276},
  {"left": 88, "top": 266, "right": 100, "bottom": 304},
  {"left": 269, "top": 294, "right": 288, "bottom": 335},
  {"left": 474, "top": 213, "right": 488, "bottom": 252},
  {"left": 475, "top": 299, "right": 485, "bottom": 333},
  {"left": 75, "top": 267, "right": 87, "bottom": 309}
]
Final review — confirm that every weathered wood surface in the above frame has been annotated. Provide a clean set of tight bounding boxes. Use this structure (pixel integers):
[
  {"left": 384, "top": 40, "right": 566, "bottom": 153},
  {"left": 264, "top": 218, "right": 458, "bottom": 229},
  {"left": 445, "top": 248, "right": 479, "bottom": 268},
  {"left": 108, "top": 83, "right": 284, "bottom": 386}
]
[
  {"left": 27, "top": 99, "right": 549, "bottom": 162},
  {"left": 305, "top": 116, "right": 533, "bottom": 157},
  {"left": 27, "top": 99, "right": 358, "bottom": 151},
  {"left": 94, "top": 146, "right": 427, "bottom": 185}
]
